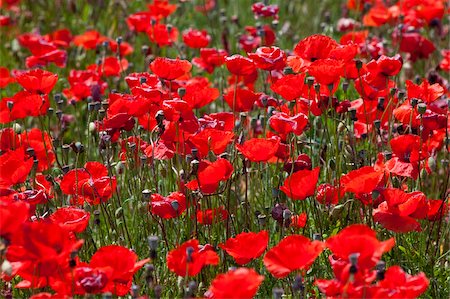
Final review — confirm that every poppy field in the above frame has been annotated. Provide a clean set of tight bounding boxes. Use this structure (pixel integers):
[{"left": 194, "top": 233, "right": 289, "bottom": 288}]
[{"left": 0, "top": 0, "right": 449, "bottom": 298}]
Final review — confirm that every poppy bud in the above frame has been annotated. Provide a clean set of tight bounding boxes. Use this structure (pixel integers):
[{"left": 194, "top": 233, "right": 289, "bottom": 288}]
[
  {"left": 355, "top": 59, "right": 363, "bottom": 70},
  {"left": 178, "top": 87, "right": 186, "bottom": 98},
  {"left": 186, "top": 246, "right": 194, "bottom": 262},
  {"left": 142, "top": 189, "right": 152, "bottom": 200},
  {"left": 258, "top": 214, "right": 267, "bottom": 226},
  {"left": 154, "top": 285, "right": 162, "bottom": 299},
  {"left": 428, "top": 156, "right": 436, "bottom": 172},
  {"left": 62, "top": 164, "right": 71, "bottom": 174},
  {"left": 94, "top": 210, "right": 101, "bottom": 225},
  {"left": 155, "top": 110, "right": 165, "bottom": 125},
  {"left": 191, "top": 159, "right": 199, "bottom": 174},
  {"left": 283, "top": 66, "right": 294, "bottom": 75},
  {"left": 313, "top": 233, "right": 322, "bottom": 241},
  {"left": 12, "top": 123, "right": 22, "bottom": 134},
  {"left": 272, "top": 287, "right": 284, "bottom": 299},
  {"left": 72, "top": 141, "right": 84, "bottom": 153},
  {"left": 148, "top": 235, "right": 159, "bottom": 251},
  {"left": 292, "top": 274, "right": 304, "bottom": 292},
  {"left": 349, "top": 108, "right": 357, "bottom": 121},
  {"left": 1, "top": 259, "right": 12, "bottom": 276},
  {"left": 342, "top": 81, "right": 349, "bottom": 92},
  {"left": 417, "top": 103, "right": 426, "bottom": 114},
  {"left": 131, "top": 284, "right": 139, "bottom": 298}
]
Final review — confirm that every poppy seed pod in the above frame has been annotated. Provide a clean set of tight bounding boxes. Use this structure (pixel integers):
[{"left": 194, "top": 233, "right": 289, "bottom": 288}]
[
  {"left": 186, "top": 246, "right": 195, "bottom": 263},
  {"left": 191, "top": 159, "right": 199, "bottom": 173},
  {"left": 306, "top": 76, "right": 315, "bottom": 86},
  {"left": 282, "top": 209, "right": 291, "bottom": 220},
  {"left": 355, "top": 59, "right": 363, "bottom": 70},
  {"left": 171, "top": 200, "right": 179, "bottom": 211},
  {"left": 349, "top": 108, "right": 357, "bottom": 121},
  {"left": 342, "top": 81, "right": 349, "bottom": 92},
  {"left": 258, "top": 214, "right": 267, "bottom": 226},
  {"left": 131, "top": 285, "right": 139, "bottom": 298},
  {"left": 148, "top": 236, "right": 159, "bottom": 250},
  {"left": 155, "top": 110, "right": 165, "bottom": 125},
  {"left": 374, "top": 261, "right": 385, "bottom": 281},
  {"left": 397, "top": 90, "right": 405, "bottom": 100},
  {"left": 178, "top": 87, "right": 186, "bottom": 98},
  {"left": 314, "top": 83, "right": 321, "bottom": 94},
  {"left": 349, "top": 252, "right": 360, "bottom": 267},
  {"left": 6, "top": 101, "right": 13, "bottom": 111},
  {"left": 373, "top": 119, "right": 381, "bottom": 130},
  {"left": 283, "top": 66, "right": 294, "bottom": 75},
  {"left": 94, "top": 210, "right": 101, "bottom": 225},
  {"left": 102, "top": 293, "right": 112, "bottom": 299},
  {"left": 410, "top": 98, "right": 418, "bottom": 107},
  {"left": 417, "top": 103, "right": 427, "bottom": 114},
  {"left": 154, "top": 285, "right": 162, "bottom": 299}
]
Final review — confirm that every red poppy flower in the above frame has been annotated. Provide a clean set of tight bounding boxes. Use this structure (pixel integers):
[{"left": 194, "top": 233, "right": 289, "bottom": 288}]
[
  {"left": 252, "top": 1, "right": 279, "bottom": 17},
  {"left": 6, "top": 221, "right": 84, "bottom": 288},
  {"left": 73, "top": 30, "right": 107, "bottom": 49},
  {"left": 150, "top": 57, "right": 192, "bottom": 81},
  {"left": 192, "top": 48, "right": 228, "bottom": 73},
  {"left": 371, "top": 266, "right": 429, "bottom": 298},
  {"left": 0, "top": 147, "right": 33, "bottom": 187},
  {"left": 283, "top": 154, "right": 312, "bottom": 173},
  {"left": 0, "top": 91, "right": 50, "bottom": 124},
  {"left": 50, "top": 207, "right": 90, "bottom": 233},
  {"left": 21, "top": 128, "right": 55, "bottom": 172},
  {"left": 280, "top": 167, "right": 320, "bottom": 200},
  {"left": 60, "top": 161, "right": 117, "bottom": 205},
  {"left": 189, "top": 128, "right": 234, "bottom": 158},
  {"left": 149, "top": 191, "right": 186, "bottom": 219},
  {"left": 167, "top": 239, "right": 219, "bottom": 276},
  {"left": 385, "top": 134, "right": 427, "bottom": 180},
  {"left": 397, "top": 32, "right": 435, "bottom": 62},
  {"left": 269, "top": 112, "right": 309, "bottom": 136},
  {"left": 16, "top": 69, "right": 58, "bottom": 94},
  {"left": 225, "top": 55, "right": 256, "bottom": 76},
  {"left": 196, "top": 207, "right": 228, "bottom": 226},
  {"left": 439, "top": 49, "right": 450, "bottom": 71},
  {"left": 236, "top": 137, "right": 280, "bottom": 162},
  {"left": 340, "top": 166, "right": 384, "bottom": 196},
  {"left": 184, "top": 77, "right": 220, "bottom": 109},
  {"left": 373, "top": 188, "right": 427, "bottom": 233},
  {"left": 206, "top": 268, "right": 264, "bottom": 299},
  {"left": 89, "top": 245, "right": 150, "bottom": 296},
  {"left": 293, "top": 34, "right": 338, "bottom": 62},
  {"left": 146, "top": 23, "right": 179, "bottom": 47},
  {"left": 325, "top": 224, "right": 395, "bottom": 270},
  {"left": 0, "top": 67, "right": 15, "bottom": 88},
  {"left": 223, "top": 88, "right": 259, "bottom": 112},
  {"left": 307, "top": 58, "right": 344, "bottom": 86},
  {"left": 248, "top": 46, "right": 286, "bottom": 71},
  {"left": 270, "top": 73, "right": 306, "bottom": 101},
  {"left": 147, "top": 0, "right": 177, "bottom": 19},
  {"left": 183, "top": 28, "right": 211, "bottom": 48},
  {"left": 406, "top": 79, "right": 444, "bottom": 104},
  {"left": 316, "top": 183, "right": 339, "bottom": 205},
  {"left": 219, "top": 231, "right": 269, "bottom": 265},
  {"left": 264, "top": 235, "right": 324, "bottom": 278},
  {"left": 290, "top": 213, "right": 308, "bottom": 229},
  {"left": 186, "top": 158, "right": 234, "bottom": 194},
  {"left": 0, "top": 200, "right": 30, "bottom": 244}
]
